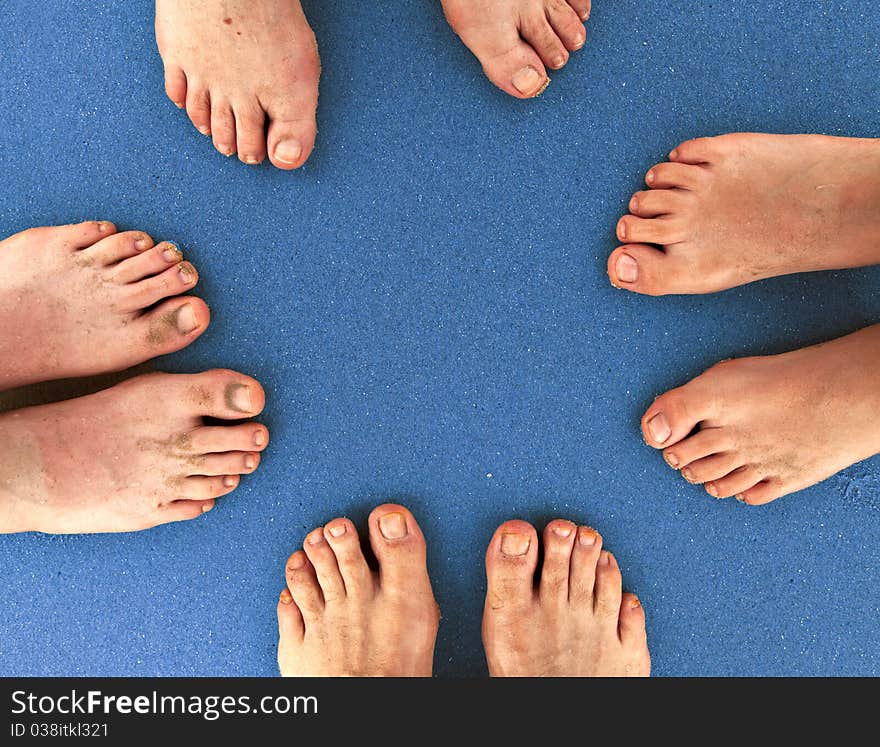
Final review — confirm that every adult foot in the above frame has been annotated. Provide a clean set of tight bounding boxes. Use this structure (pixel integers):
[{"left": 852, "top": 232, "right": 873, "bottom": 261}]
[
  {"left": 156, "top": 0, "right": 320, "bottom": 168},
  {"left": 643, "top": 325, "right": 880, "bottom": 504},
  {"left": 0, "top": 370, "right": 268, "bottom": 533},
  {"left": 0, "top": 222, "right": 209, "bottom": 391},
  {"left": 609, "top": 133, "right": 880, "bottom": 295},
  {"left": 482, "top": 519, "right": 650, "bottom": 676},
  {"left": 278, "top": 504, "right": 440, "bottom": 677},
  {"left": 441, "top": 0, "right": 590, "bottom": 99}
]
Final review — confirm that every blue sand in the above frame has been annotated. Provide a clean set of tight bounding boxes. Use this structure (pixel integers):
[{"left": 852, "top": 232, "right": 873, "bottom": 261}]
[{"left": 1, "top": 0, "right": 879, "bottom": 677}]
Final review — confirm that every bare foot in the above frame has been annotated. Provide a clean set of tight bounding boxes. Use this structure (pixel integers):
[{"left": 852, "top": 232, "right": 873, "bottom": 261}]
[
  {"left": 0, "top": 370, "right": 267, "bottom": 533},
  {"left": 643, "top": 325, "right": 880, "bottom": 505},
  {"left": 442, "top": 0, "right": 590, "bottom": 98},
  {"left": 0, "top": 222, "right": 209, "bottom": 391},
  {"left": 156, "top": 0, "right": 320, "bottom": 168},
  {"left": 482, "top": 519, "right": 650, "bottom": 677},
  {"left": 608, "top": 133, "right": 880, "bottom": 295},
  {"left": 277, "top": 505, "right": 440, "bottom": 677}
]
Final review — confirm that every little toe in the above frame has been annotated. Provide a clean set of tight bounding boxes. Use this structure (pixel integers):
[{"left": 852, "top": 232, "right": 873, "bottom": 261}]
[
  {"left": 112, "top": 241, "right": 183, "bottom": 284},
  {"left": 122, "top": 261, "right": 198, "bottom": 310},
  {"left": 189, "top": 451, "right": 260, "bottom": 478},
  {"left": 642, "top": 383, "right": 717, "bottom": 449},
  {"left": 566, "top": 0, "right": 592, "bottom": 21},
  {"left": 81, "top": 230, "right": 154, "bottom": 266},
  {"left": 210, "top": 100, "right": 237, "bottom": 157},
  {"left": 285, "top": 550, "right": 323, "bottom": 620},
  {"left": 618, "top": 593, "right": 648, "bottom": 648},
  {"left": 680, "top": 452, "right": 743, "bottom": 485},
  {"left": 662, "top": 427, "right": 730, "bottom": 470},
  {"left": 160, "top": 499, "right": 216, "bottom": 525},
  {"left": 182, "top": 474, "right": 240, "bottom": 500},
  {"left": 608, "top": 244, "right": 687, "bottom": 296},
  {"left": 670, "top": 137, "right": 718, "bottom": 165},
  {"left": 737, "top": 480, "right": 785, "bottom": 506},
  {"left": 705, "top": 466, "right": 764, "bottom": 500},
  {"left": 485, "top": 519, "right": 539, "bottom": 611},
  {"left": 546, "top": 0, "right": 588, "bottom": 51},
  {"left": 323, "top": 518, "right": 373, "bottom": 599},
  {"left": 646, "top": 162, "right": 708, "bottom": 190},
  {"left": 367, "top": 504, "right": 433, "bottom": 596},
  {"left": 277, "top": 587, "right": 306, "bottom": 643},
  {"left": 568, "top": 525, "right": 603, "bottom": 605},
  {"left": 234, "top": 101, "right": 267, "bottom": 165},
  {"left": 593, "top": 550, "right": 623, "bottom": 625},
  {"left": 163, "top": 65, "right": 187, "bottom": 109},
  {"left": 138, "top": 297, "right": 210, "bottom": 355},
  {"left": 520, "top": 14, "right": 569, "bottom": 70},
  {"left": 302, "top": 527, "right": 346, "bottom": 603},
  {"left": 186, "top": 423, "right": 269, "bottom": 454},
  {"left": 539, "top": 519, "right": 577, "bottom": 605},
  {"left": 185, "top": 83, "right": 212, "bottom": 136}
]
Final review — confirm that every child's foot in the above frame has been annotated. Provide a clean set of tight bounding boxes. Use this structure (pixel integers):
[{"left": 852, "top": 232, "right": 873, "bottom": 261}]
[
  {"left": 277, "top": 504, "right": 440, "bottom": 677},
  {"left": 482, "top": 519, "right": 650, "bottom": 677},
  {"left": 0, "top": 370, "right": 267, "bottom": 533},
  {"left": 608, "top": 133, "right": 880, "bottom": 295},
  {"left": 0, "top": 222, "right": 209, "bottom": 391},
  {"left": 156, "top": 0, "right": 320, "bottom": 168},
  {"left": 643, "top": 325, "right": 880, "bottom": 505},
  {"left": 441, "top": 0, "right": 590, "bottom": 99}
]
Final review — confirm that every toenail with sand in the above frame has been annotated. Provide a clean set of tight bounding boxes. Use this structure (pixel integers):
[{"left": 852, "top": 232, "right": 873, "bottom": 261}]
[
  {"left": 174, "top": 304, "right": 199, "bottom": 334},
  {"left": 226, "top": 383, "right": 252, "bottom": 413},
  {"left": 512, "top": 66, "right": 545, "bottom": 96},
  {"left": 500, "top": 532, "right": 530, "bottom": 556}
]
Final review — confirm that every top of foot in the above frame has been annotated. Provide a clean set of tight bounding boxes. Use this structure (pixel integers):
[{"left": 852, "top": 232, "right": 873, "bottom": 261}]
[
  {"left": 442, "top": 0, "right": 590, "bottom": 98},
  {"left": 609, "top": 133, "right": 880, "bottom": 295},
  {"left": 278, "top": 504, "right": 440, "bottom": 677},
  {"left": 156, "top": 0, "right": 320, "bottom": 169},
  {"left": 0, "top": 222, "right": 209, "bottom": 390},
  {"left": 482, "top": 518, "right": 650, "bottom": 676}
]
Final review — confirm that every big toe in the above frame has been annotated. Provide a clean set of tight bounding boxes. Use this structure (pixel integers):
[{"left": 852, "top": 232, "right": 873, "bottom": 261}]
[
  {"left": 641, "top": 381, "right": 716, "bottom": 450},
  {"left": 367, "top": 504, "right": 433, "bottom": 596},
  {"left": 174, "top": 369, "right": 267, "bottom": 420},
  {"left": 485, "top": 519, "right": 539, "bottom": 612}
]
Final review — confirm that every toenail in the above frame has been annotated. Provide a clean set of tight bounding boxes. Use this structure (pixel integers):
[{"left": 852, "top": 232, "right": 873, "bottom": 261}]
[
  {"left": 173, "top": 101, "right": 185, "bottom": 109},
  {"left": 647, "top": 413, "right": 671, "bottom": 444},
  {"left": 216, "top": 144, "right": 233, "bottom": 156},
  {"left": 134, "top": 235, "right": 151, "bottom": 251},
  {"left": 175, "top": 303, "right": 199, "bottom": 334},
  {"left": 681, "top": 467, "right": 694, "bottom": 483},
  {"left": 163, "top": 244, "right": 183, "bottom": 263},
  {"left": 618, "top": 220, "right": 628, "bottom": 240},
  {"left": 307, "top": 529, "right": 325, "bottom": 545},
  {"left": 378, "top": 512, "right": 407, "bottom": 540},
  {"left": 244, "top": 454, "right": 256, "bottom": 470},
  {"left": 580, "top": 10, "right": 590, "bottom": 20},
  {"left": 600, "top": 550, "right": 613, "bottom": 566},
  {"left": 223, "top": 475, "right": 237, "bottom": 488},
  {"left": 254, "top": 429, "right": 266, "bottom": 447},
  {"left": 615, "top": 254, "right": 639, "bottom": 284},
  {"left": 243, "top": 155, "right": 260, "bottom": 165},
  {"left": 202, "top": 502, "right": 213, "bottom": 513},
  {"left": 280, "top": 589, "right": 293, "bottom": 605},
  {"left": 669, "top": 149, "right": 679, "bottom": 160},
  {"left": 275, "top": 139, "right": 303, "bottom": 165},
  {"left": 500, "top": 532, "right": 530, "bottom": 557},
  {"left": 551, "top": 54, "right": 566, "bottom": 69},
  {"left": 578, "top": 527, "right": 597, "bottom": 547},
  {"left": 226, "top": 383, "right": 252, "bottom": 413},
  {"left": 629, "top": 596, "right": 641, "bottom": 609},
  {"left": 646, "top": 170, "right": 655, "bottom": 184},
  {"left": 512, "top": 66, "right": 545, "bottom": 95},
  {"left": 706, "top": 483, "right": 719, "bottom": 498},
  {"left": 98, "top": 221, "right": 113, "bottom": 233},
  {"left": 289, "top": 553, "right": 306, "bottom": 570},
  {"left": 551, "top": 522, "right": 573, "bottom": 538},
  {"left": 327, "top": 522, "right": 346, "bottom": 538},
  {"left": 664, "top": 452, "right": 680, "bottom": 468},
  {"left": 178, "top": 262, "right": 196, "bottom": 284},
  {"left": 735, "top": 494, "right": 746, "bottom": 503},
  {"left": 574, "top": 34, "right": 586, "bottom": 49},
  {"left": 198, "top": 126, "right": 211, "bottom": 135}
]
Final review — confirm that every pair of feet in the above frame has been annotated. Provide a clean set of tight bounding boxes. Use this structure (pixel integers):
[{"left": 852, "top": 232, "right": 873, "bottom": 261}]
[
  {"left": 277, "top": 504, "right": 650, "bottom": 677},
  {"left": 155, "top": 0, "right": 591, "bottom": 168},
  {"left": 608, "top": 132, "right": 880, "bottom": 505},
  {"left": 0, "top": 222, "right": 268, "bottom": 533}
]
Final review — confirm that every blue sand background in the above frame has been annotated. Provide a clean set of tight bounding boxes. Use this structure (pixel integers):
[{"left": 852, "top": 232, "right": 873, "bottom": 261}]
[{"left": 0, "top": 0, "right": 878, "bottom": 676}]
